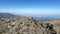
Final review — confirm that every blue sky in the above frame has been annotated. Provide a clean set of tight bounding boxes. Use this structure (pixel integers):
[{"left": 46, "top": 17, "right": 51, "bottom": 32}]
[{"left": 0, "top": 0, "right": 60, "bottom": 16}]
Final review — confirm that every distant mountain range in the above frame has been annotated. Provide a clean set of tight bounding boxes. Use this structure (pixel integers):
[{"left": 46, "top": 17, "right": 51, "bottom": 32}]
[
  {"left": 0, "top": 13, "right": 60, "bottom": 20},
  {"left": 32, "top": 15, "right": 60, "bottom": 20},
  {"left": 0, "top": 13, "right": 16, "bottom": 18}
]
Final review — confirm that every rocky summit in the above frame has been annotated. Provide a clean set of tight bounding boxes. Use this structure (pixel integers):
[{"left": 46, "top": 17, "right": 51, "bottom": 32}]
[{"left": 0, "top": 16, "right": 57, "bottom": 34}]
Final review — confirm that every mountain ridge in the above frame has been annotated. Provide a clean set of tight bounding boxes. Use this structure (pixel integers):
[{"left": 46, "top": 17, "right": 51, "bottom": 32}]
[{"left": 0, "top": 13, "right": 16, "bottom": 18}]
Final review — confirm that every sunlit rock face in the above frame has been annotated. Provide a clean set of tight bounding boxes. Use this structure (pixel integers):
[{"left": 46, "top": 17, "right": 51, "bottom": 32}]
[{"left": 0, "top": 16, "right": 57, "bottom": 34}]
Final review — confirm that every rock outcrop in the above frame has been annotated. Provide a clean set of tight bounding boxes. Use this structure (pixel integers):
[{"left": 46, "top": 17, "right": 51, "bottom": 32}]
[{"left": 0, "top": 16, "right": 57, "bottom": 34}]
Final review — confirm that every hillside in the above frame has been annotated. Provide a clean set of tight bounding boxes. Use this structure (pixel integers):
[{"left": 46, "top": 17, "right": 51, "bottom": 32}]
[
  {"left": 0, "top": 13, "right": 16, "bottom": 18},
  {"left": 0, "top": 16, "right": 57, "bottom": 34},
  {"left": 42, "top": 19, "right": 60, "bottom": 34}
]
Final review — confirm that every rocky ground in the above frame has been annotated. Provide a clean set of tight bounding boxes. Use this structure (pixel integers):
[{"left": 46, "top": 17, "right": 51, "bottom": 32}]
[{"left": 0, "top": 16, "right": 57, "bottom": 34}]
